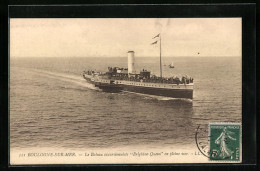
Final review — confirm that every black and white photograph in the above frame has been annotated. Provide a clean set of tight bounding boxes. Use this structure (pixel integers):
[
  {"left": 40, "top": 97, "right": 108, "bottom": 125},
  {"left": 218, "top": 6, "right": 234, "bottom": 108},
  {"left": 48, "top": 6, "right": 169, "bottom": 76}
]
[{"left": 9, "top": 17, "right": 243, "bottom": 164}]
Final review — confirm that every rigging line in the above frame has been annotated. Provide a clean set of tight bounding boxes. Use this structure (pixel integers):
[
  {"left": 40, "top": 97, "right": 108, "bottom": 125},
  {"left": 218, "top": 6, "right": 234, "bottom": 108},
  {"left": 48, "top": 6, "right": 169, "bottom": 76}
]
[{"left": 160, "top": 34, "right": 162, "bottom": 78}]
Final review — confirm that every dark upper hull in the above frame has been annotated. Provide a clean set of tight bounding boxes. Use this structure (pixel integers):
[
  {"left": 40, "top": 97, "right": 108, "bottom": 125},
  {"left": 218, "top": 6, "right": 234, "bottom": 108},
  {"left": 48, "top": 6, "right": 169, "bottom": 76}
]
[
  {"left": 122, "top": 84, "right": 192, "bottom": 99},
  {"left": 83, "top": 75, "right": 193, "bottom": 99}
]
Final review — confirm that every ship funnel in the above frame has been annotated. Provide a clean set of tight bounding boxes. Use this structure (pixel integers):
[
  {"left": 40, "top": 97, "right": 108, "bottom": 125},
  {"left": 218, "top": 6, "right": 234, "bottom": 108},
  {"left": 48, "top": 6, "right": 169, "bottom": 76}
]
[{"left": 127, "top": 51, "right": 135, "bottom": 75}]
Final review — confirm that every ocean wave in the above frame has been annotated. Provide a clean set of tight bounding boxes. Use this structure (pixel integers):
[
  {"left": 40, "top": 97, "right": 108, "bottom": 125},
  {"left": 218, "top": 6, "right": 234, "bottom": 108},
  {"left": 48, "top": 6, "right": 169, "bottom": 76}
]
[{"left": 122, "top": 91, "right": 193, "bottom": 102}]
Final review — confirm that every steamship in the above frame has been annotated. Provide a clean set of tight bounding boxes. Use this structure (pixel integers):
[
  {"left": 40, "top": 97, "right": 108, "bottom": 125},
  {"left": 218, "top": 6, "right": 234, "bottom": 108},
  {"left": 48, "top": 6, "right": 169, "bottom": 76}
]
[{"left": 83, "top": 34, "right": 194, "bottom": 99}]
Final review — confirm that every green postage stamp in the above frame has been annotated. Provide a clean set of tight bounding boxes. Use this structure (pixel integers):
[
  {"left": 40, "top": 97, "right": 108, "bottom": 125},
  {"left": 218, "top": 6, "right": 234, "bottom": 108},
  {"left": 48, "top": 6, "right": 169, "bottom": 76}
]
[{"left": 209, "top": 123, "right": 241, "bottom": 162}]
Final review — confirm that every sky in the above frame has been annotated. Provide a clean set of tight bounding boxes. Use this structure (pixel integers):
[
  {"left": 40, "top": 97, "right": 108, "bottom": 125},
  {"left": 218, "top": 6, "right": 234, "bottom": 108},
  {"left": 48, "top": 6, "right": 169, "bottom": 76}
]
[{"left": 10, "top": 18, "right": 241, "bottom": 58}]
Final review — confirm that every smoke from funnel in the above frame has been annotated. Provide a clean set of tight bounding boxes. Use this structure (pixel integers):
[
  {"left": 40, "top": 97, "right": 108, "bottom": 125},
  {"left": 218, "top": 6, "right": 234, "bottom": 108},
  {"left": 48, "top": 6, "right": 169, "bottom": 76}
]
[{"left": 154, "top": 18, "right": 171, "bottom": 33}]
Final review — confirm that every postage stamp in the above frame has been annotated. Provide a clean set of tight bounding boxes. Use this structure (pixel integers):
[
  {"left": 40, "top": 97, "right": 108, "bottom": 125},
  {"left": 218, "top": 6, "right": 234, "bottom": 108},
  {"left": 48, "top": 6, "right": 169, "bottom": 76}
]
[{"left": 209, "top": 123, "right": 241, "bottom": 162}]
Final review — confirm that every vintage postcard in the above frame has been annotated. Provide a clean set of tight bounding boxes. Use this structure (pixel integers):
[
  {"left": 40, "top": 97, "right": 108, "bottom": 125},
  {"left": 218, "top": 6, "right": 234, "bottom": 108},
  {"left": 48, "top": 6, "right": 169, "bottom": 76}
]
[{"left": 9, "top": 18, "right": 242, "bottom": 164}]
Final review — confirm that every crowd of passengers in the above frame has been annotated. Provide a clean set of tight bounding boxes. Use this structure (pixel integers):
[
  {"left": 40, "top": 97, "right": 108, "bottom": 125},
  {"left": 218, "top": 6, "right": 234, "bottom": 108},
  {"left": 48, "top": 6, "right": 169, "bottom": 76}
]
[
  {"left": 84, "top": 70, "right": 193, "bottom": 85},
  {"left": 84, "top": 70, "right": 95, "bottom": 75},
  {"left": 111, "top": 75, "right": 193, "bottom": 84}
]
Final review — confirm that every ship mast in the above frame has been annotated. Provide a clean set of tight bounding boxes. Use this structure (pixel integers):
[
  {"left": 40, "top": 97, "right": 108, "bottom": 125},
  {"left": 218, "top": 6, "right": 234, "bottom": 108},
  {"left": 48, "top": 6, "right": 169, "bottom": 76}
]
[
  {"left": 152, "top": 33, "right": 162, "bottom": 78},
  {"left": 160, "top": 34, "right": 162, "bottom": 78}
]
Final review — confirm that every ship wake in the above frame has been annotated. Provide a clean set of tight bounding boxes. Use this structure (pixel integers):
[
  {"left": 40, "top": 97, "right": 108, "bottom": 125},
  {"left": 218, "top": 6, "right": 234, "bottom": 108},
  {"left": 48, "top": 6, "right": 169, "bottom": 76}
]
[{"left": 30, "top": 69, "right": 99, "bottom": 91}]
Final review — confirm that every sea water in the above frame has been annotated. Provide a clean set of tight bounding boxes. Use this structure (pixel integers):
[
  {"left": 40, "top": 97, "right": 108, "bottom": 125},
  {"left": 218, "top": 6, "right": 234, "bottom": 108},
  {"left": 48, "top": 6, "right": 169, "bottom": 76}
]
[{"left": 10, "top": 57, "right": 241, "bottom": 151}]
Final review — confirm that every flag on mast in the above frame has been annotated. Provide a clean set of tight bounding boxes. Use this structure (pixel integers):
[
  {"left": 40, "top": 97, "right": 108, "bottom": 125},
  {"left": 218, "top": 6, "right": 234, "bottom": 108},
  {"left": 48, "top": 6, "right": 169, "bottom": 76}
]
[
  {"left": 152, "top": 33, "right": 160, "bottom": 39},
  {"left": 151, "top": 41, "right": 158, "bottom": 45}
]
